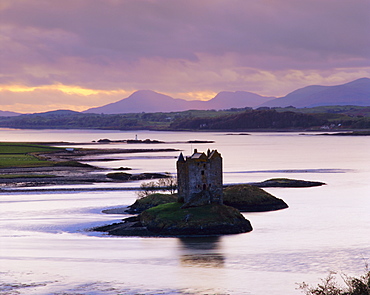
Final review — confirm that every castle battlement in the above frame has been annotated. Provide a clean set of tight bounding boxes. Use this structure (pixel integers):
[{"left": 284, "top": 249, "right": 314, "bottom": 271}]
[{"left": 177, "top": 149, "right": 223, "bottom": 207}]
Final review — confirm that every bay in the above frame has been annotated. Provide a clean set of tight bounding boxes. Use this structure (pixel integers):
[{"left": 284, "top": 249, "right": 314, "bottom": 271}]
[{"left": 0, "top": 128, "right": 369, "bottom": 295}]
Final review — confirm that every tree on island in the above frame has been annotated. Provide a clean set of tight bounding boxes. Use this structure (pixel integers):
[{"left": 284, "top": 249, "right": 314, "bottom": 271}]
[{"left": 136, "top": 173, "right": 177, "bottom": 199}]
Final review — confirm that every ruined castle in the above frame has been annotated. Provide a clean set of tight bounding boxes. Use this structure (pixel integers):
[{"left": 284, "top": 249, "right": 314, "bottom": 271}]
[{"left": 177, "top": 149, "right": 223, "bottom": 207}]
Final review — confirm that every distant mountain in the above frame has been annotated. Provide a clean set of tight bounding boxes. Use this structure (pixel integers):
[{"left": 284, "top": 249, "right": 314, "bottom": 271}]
[
  {"left": 84, "top": 78, "right": 370, "bottom": 114},
  {"left": 260, "top": 78, "right": 370, "bottom": 108},
  {"left": 0, "top": 110, "right": 20, "bottom": 117},
  {"left": 84, "top": 90, "right": 274, "bottom": 114},
  {"left": 206, "top": 91, "right": 274, "bottom": 109},
  {"left": 84, "top": 90, "right": 189, "bottom": 114}
]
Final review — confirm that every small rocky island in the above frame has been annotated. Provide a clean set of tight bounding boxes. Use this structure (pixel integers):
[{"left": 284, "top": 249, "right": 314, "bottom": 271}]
[
  {"left": 94, "top": 149, "right": 288, "bottom": 237},
  {"left": 249, "top": 178, "right": 325, "bottom": 188}
]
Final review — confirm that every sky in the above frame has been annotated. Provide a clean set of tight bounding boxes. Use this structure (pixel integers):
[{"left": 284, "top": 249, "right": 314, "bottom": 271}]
[{"left": 1, "top": 0, "right": 369, "bottom": 113}]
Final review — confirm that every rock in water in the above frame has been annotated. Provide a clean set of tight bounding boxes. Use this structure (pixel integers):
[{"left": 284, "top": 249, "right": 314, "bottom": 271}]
[{"left": 223, "top": 184, "right": 288, "bottom": 212}]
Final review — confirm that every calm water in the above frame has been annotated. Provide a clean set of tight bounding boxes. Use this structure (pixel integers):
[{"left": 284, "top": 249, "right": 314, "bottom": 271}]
[{"left": 0, "top": 128, "right": 369, "bottom": 295}]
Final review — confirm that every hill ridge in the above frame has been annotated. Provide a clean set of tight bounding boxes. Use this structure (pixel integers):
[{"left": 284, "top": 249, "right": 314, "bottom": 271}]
[
  {"left": 261, "top": 77, "right": 370, "bottom": 108},
  {"left": 84, "top": 90, "right": 274, "bottom": 114}
]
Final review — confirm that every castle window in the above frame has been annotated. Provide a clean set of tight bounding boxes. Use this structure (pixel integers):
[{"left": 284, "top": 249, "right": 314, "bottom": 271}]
[
  {"left": 203, "top": 184, "right": 207, "bottom": 190},
  {"left": 201, "top": 170, "right": 204, "bottom": 175}
]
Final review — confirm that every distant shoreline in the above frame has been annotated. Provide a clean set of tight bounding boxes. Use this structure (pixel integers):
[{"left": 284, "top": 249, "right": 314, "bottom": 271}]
[
  {"left": 1, "top": 104, "right": 370, "bottom": 131},
  {"left": 0, "top": 145, "right": 178, "bottom": 189}
]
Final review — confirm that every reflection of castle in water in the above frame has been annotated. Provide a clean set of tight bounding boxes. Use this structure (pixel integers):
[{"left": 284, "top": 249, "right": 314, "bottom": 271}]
[
  {"left": 179, "top": 236, "right": 221, "bottom": 250},
  {"left": 178, "top": 236, "right": 224, "bottom": 268},
  {"left": 180, "top": 253, "right": 225, "bottom": 268}
]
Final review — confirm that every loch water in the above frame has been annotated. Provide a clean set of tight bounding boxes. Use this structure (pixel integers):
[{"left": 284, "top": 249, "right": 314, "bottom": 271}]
[{"left": 0, "top": 128, "right": 369, "bottom": 295}]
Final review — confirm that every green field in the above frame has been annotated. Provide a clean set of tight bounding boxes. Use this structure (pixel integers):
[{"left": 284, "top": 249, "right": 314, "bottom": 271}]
[
  {"left": 0, "top": 143, "right": 61, "bottom": 154},
  {"left": 0, "top": 143, "right": 62, "bottom": 168}
]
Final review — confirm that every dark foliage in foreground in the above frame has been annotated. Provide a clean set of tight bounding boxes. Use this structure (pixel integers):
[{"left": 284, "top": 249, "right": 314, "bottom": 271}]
[{"left": 299, "top": 269, "right": 370, "bottom": 295}]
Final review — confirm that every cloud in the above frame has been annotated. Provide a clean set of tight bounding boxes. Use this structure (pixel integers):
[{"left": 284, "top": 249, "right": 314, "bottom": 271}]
[
  {"left": 0, "top": 0, "right": 369, "bottom": 111},
  {"left": 0, "top": 87, "right": 132, "bottom": 113}
]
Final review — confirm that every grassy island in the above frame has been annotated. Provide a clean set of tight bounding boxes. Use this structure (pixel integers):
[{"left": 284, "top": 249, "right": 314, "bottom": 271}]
[
  {"left": 140, "top": 202, "right": 252, "bottom": 236},
  {"left": 94, "top": 185, "right": 289, "bottom": 237}
]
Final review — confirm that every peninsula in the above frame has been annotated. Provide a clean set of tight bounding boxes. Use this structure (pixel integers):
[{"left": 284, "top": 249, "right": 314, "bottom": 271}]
[{"left": 0, "top": 142, "right": 178, "bottom": 189}]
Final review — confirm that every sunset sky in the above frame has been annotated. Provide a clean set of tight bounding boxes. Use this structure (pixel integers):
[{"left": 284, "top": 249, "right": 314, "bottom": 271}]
[{"left": 1, "top": 0, "right": 369, "bottom": 113}]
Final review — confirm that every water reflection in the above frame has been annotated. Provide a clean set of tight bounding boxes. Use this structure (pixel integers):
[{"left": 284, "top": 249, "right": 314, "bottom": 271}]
[
  {"left": 179, "top": 236, "right": 221, "bottom": 250},
  {"left": 180, "top": 253, "right": 225, "bottom": 268},
  {"left": 178, "top": 237, "right": 225, "bottom": 268}
]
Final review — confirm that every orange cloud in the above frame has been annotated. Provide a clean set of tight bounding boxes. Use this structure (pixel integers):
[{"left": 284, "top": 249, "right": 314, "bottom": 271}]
[
  {"left": 175, "top": 91, "right": 217, "bottom": 101},
  {"left": 0, "top": 85, "right": 135, "bottom": 113},
  {"left": 0, "top": 84, "right": 131, "bottom": 96}
]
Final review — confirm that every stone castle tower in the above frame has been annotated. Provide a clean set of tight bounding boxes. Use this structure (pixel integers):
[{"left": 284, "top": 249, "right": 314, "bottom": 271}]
[{"left": 177, "top": 149, "right": 223, "bottom": 207}]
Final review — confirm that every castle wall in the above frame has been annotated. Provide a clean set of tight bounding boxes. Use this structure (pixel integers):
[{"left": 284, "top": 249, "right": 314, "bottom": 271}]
[
  {"left": 208, "top": 155, "right": 223, "bottom": 203},
  {"left": 187, "top": 159, "right": 206, "bottom": 196},
  {"left": 176, "top": 159, "right": 188, "bottom": 202},
  {"left": 177, "top": 150, "right": 223, "bottom": 206}
]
